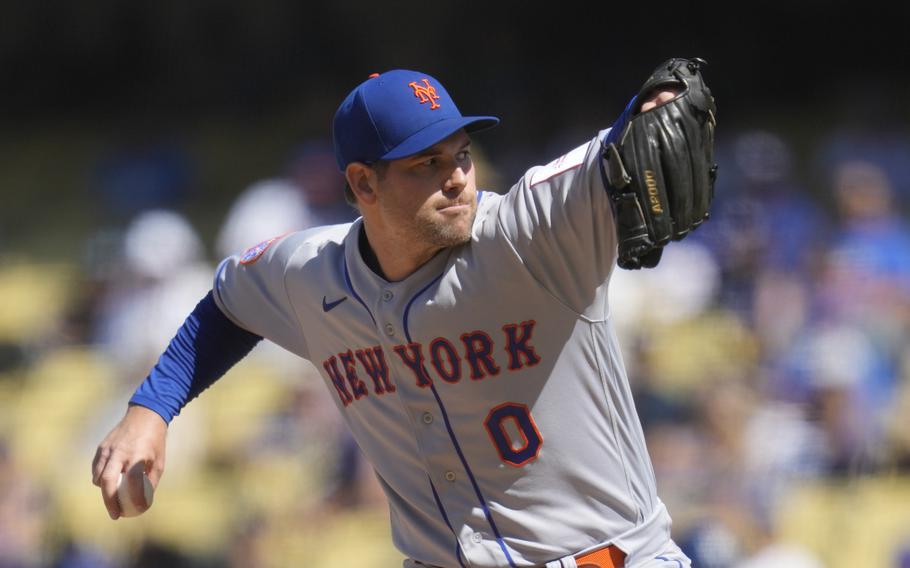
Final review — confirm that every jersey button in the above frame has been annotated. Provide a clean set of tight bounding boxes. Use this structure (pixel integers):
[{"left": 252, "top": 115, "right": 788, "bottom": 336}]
[
  {"left": 422, "top": 412, "right": 434, "bottom": 424},
  {"left": 381, "top": 290, "right": 393, "bottom": 301},
  {"left": 444, "top": 471, "right": 456, "bottom": 482},
  {"left": 471, "top": 532, "right": 483, "bottom": 544},
  {"left": 384, "top": 323, "right": 395, "bottom": 336}
]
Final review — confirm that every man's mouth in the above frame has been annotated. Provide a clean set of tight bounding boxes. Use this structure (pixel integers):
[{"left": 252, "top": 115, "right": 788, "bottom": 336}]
[{"left": 437, "top": 202, "right": 471, "bottom": 213}]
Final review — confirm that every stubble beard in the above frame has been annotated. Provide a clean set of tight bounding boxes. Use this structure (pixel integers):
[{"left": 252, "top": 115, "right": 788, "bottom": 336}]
[{"left": 412, "top": 205, "right": 476, "bottom": 250}]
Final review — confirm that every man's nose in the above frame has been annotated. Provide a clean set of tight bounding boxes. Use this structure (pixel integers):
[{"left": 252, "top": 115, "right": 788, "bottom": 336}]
[{"left": 444, "top": 167, "right": 467, "bottom": 191}]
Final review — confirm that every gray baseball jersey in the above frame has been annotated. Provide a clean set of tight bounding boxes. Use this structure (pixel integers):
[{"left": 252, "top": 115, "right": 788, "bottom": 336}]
[{"left": 213, "top": 131, "right": 681, "bottom": 567}]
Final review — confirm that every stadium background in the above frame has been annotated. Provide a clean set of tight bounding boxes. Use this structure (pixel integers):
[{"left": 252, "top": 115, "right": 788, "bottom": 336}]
[{"left": 1, "top": 2, "right": 909, "bottom": 567}]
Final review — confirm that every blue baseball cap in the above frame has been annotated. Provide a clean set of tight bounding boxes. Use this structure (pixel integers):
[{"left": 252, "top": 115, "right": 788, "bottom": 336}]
[{"left": 332, "top": 69, "right": 500, "bottom": 170}]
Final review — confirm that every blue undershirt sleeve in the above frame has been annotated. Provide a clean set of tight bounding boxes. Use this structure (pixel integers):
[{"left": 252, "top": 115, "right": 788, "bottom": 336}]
[{"left": 129, "top": 290, "right": 263, "bottom": 423}]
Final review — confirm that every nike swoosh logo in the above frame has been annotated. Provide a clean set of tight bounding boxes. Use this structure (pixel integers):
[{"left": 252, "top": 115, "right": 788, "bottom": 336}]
[{"left": 322, "top": 295, "right": 348, "bottom": 312}]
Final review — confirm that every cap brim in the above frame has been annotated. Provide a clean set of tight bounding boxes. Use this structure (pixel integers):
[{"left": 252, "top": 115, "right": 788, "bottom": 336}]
[{"left": 380, "top": 116, "right": 500, "bottom": 161}]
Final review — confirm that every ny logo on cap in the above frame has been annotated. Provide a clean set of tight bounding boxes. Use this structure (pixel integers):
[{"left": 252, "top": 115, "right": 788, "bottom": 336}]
[{"left": 408, "top": 79, "right": 441, "bottom": 109}]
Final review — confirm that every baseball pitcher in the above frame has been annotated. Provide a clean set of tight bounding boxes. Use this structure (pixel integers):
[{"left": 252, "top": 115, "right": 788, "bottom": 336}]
[{"left": 93, "top": 59, "right": 717, "bottom": 567}]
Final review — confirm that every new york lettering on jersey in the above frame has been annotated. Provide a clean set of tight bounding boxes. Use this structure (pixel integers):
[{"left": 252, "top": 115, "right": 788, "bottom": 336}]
[{"left": 322, "top": 320, "right": 540, "bottom": 406}]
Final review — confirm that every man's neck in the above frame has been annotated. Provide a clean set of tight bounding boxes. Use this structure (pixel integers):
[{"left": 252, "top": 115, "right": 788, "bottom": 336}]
[
  {"left": 359, "top": 222, "right": 441, "bottom": 282},
  {"left": 358, "top": 225, "right": 387, "bottom": 280}
]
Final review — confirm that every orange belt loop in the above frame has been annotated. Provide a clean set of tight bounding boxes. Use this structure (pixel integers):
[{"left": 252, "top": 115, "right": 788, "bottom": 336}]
[{"left": 575, "top": 544, "right": 626, "bottom": 568}]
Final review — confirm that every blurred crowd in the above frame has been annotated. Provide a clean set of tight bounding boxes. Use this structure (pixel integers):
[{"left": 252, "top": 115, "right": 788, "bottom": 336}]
[
  {"left": 610, "top": 128, "right": 910, "bottom": 568},
  {"left": 0, "top": 125, "right": 909, "bottom": 568}
]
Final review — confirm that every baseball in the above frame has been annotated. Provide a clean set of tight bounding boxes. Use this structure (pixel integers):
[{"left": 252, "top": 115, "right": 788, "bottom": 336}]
[{"left": 117, "top": 470, "right": 154, "bottom": 517}]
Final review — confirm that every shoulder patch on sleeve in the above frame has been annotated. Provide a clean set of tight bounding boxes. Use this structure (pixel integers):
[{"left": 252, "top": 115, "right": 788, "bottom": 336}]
[
  {"left": 239, "top": 234, "right": 286, "bottom": 265},
  {"left": 528, "top": 143, "right": 589, "bottom": 187}
]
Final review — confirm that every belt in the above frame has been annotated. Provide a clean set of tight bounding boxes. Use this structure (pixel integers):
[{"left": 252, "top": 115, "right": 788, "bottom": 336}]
[
  {"left": 575, "top": 544, "right": 626, "bottom": 568},
  {"left": 410, "top": 543, "right": 627, "bottom": 568}
]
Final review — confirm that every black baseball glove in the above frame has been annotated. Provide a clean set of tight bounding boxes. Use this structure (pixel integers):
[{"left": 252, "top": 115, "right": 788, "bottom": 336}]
[{"left": 600, "top": 57, "right": 717, "bottom": 269}]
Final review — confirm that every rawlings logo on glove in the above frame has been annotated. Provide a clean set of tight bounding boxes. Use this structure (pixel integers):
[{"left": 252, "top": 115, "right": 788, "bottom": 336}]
[{"left": 600, "top": 57, "right": 718, "bottom": 269}]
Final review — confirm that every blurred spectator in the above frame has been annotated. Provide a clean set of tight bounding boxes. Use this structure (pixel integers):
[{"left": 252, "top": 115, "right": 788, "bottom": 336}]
[
  {"left": 92, "top": 134, "right": 193, "bottom": 222},
  {"left": 0, "top": 439, "right": 51, "bottom": 567},
  {"left": 698, "top": 130, "right": 827, "bottom": 316},
  {"left": 793, "top": 159, "right": 910, "bottom": 474},
  {"left": 90, "top": 209, "right": 212, "bottom": 378},
  {"left": 610, "top": 240, "right": 721, "bottom": 331},
  {"left": 808, "top": 323, "right": 887, "bottom": 467},
  {"left": 750, "top": 269, "right": 812, "bottom": 370},
  {"left": 609, "top": 239, "right": 724, "bottom": 388},
  {"left": 658, "top": 378, "right": 828, "bottom": 567},
  {"left": 814, "top": 129, "right": 910, "bottom": 201},
  {"left": 817, "top": 159, "right": 910, "bottom": 325},
  {"left": 215, "top": 141, "right": 355, "bottom": 259},
  {"left": 72, "top": 130, "right": 195, "bottom": 348}
]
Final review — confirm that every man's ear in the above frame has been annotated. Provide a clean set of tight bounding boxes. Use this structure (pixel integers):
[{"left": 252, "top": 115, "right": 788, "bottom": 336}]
[{"left": 345, "top": 162, "right": 378, "bottom": 206}]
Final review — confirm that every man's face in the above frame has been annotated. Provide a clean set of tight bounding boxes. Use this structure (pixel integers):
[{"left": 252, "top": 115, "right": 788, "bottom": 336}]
[{"left": 373, "top": 129, "right": 477, "bottom": 249}]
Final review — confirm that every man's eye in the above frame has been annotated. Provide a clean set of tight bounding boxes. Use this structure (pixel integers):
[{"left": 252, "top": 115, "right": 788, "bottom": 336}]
[
  {"left": 421, "top": 158, "right": 436, "bottom": 167},
  {"left": 456, "top": 150, "right": 471, "bottom": 161}
]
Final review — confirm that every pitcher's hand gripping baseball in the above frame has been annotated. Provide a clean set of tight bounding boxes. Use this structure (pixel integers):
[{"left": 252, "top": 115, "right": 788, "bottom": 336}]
[
  {"left": 601, "top": 57, "right": 718, "bottom": 269},
  {"left": 92, "top": 405, "right": 166, "bottom": 519}
]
